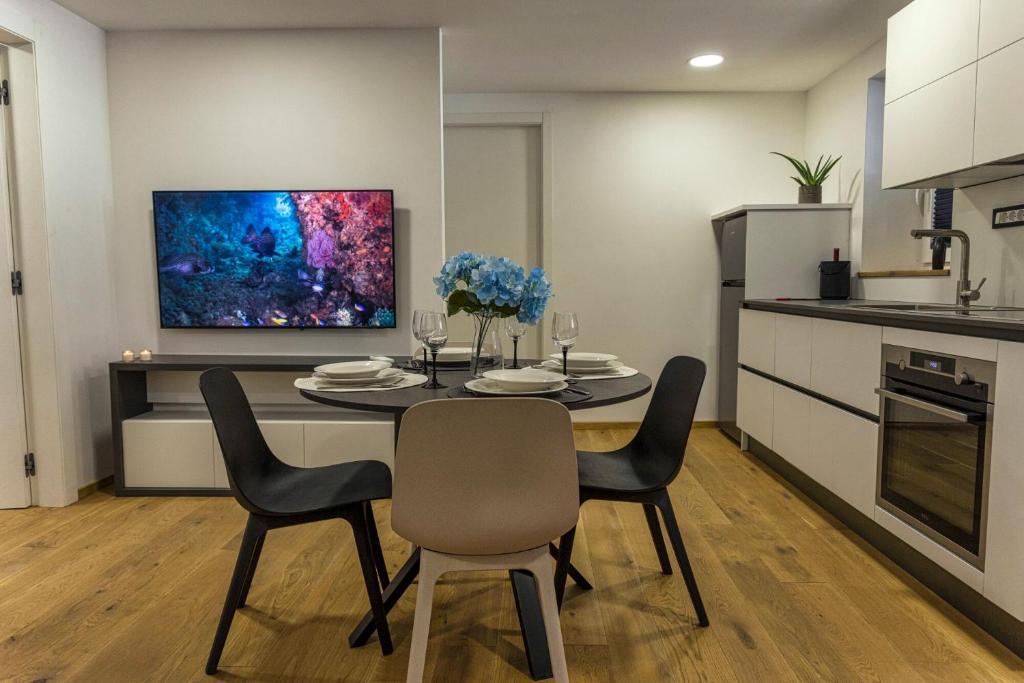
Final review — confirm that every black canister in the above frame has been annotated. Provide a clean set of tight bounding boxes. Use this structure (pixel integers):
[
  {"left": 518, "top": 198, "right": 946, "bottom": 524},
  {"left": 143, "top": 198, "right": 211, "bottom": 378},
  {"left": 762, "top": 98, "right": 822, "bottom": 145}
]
[{"left": 819, "top": 260, "right": 851, "bottom": 300}]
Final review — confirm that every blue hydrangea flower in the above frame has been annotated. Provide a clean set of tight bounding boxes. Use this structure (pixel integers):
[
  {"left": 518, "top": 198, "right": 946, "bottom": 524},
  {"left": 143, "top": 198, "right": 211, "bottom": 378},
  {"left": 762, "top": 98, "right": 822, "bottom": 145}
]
[
  {"left": 434, "top": 251, "right": 484, "bottom": 297},
  {"left": 468, "top": 256, "right": 525, "bottom": 306},
  {"left": 434, "top": 251, "right": 551, "bottom": 324},
  {"left": 517, "top": 267, "right": 552, "bottom": 324}
]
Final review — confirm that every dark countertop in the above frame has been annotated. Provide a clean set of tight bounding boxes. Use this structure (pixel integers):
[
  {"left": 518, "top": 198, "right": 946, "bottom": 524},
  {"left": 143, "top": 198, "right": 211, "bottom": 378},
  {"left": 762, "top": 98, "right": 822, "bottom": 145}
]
[{"left": 743, "top": 299, "right": 1024, "bottom": 343}]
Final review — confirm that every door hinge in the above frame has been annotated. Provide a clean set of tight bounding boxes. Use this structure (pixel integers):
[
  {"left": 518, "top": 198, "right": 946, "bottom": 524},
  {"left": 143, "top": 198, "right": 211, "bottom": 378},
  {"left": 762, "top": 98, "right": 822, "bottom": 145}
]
[
  {"left": 1, "top": 80, "right": 9, "bottom": 106},
  {"left": 10, "top": 270, "right": 21, "bottom": 295},
  {"left": 24, "top": 452, "right": 35, "bottom": 477}
]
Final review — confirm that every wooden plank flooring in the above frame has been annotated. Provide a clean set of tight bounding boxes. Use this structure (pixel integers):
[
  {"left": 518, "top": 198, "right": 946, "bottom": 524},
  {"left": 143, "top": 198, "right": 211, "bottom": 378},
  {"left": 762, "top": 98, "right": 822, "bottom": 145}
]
[{"left": 2, "top": 427, "right": 1023, "bottom": 681}]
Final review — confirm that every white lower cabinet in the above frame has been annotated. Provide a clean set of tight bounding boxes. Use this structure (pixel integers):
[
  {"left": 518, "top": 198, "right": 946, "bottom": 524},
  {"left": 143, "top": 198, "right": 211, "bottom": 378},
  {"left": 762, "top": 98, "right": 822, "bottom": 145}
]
[
  {"left": 771, "top": 384, "right": 810, "bottom": 471},
  {"left": 123, "top": 414, "right": 214, "bottom": 488},
  {"left": 810, "top": 317, "right": 882, "bottom": 416},
  {"left": 737, "top": 368, "right": 773, "bottom": 448},
  {"left": 809, "top": 399, "right": 878, "bottom": 516}
]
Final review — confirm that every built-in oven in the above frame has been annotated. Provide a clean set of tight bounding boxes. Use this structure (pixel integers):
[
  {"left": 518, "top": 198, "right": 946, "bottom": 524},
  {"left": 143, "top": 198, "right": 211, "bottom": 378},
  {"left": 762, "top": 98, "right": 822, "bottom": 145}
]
[{"left": 875, "top": 344, "right": 996, "bottom": 569}]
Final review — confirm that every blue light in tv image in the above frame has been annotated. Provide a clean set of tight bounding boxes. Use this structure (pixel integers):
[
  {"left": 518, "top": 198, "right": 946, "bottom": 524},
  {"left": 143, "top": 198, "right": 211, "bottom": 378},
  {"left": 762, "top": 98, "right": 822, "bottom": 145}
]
[{"left": 153, "top": 191, "right": 395, "bottom": 328}]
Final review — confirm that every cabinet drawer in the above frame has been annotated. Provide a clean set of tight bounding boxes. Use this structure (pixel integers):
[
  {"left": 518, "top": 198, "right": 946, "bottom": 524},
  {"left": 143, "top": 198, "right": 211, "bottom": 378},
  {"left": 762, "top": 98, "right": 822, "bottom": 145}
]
[
  {"left": 738, "top": 309, "right": 774, "bottom": 374},
  {"left": 737, "top": 368, "right": 773, "bottom": 448},
  {"left": 772, "top": 384, "right": 810, "bottom": 472},
  {"left": 773, "top": 314, "right": 812, "bottom": 387},
  {"left": 883, "top": 65, "right": 978, "bottom": 188},
  {"left": 979, "top": 0, "right": 1024, "bottom": 58},
  {"left": 124, "top": 418, "right": 214, "bottom": 488},
  {"left": 885, "top": 0, "right": 980, "bottom": 103},
  {"left": 809, "top": 400, "right": 878, "bottom": 515},
  {"left": 810, "top": 318, "right": 882, "bottom": 415}
]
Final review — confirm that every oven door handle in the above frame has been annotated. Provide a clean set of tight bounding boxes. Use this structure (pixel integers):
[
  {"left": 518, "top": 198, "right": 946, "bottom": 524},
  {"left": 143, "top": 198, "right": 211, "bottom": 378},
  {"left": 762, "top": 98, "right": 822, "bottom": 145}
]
[{"left": 874, "top": 388, "right": 973, "bottom": 423}]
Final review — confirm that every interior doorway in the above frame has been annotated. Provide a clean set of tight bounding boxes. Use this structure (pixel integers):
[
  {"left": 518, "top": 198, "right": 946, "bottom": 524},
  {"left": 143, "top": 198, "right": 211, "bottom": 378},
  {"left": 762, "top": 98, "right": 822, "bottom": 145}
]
[
  {"left": 443, "top": 119, "right": 546, "bottom": 360},
  {"left": 0, "top": 45, "right": 32, "bottom": 509}
]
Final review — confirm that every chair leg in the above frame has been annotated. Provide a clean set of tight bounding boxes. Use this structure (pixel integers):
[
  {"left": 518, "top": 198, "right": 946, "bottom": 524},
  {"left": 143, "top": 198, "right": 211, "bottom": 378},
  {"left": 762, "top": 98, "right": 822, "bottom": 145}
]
[
  {"left": 364, "top": 501, "right": 390, "bottom": 589},
  {"left": 553, "top": 526, "right": 577, "bottom": 610},
  {"left": 236, "top": 530, "right": 266, "bottom": 608},
  {"left": 406, "top": 552, "right": 440, "bottom": 683},
  {"left": 527, "top": 550, "right": 570, "bottom": 683},
  {"left": 654, "top": 490, "right": 709, "bottom": 627},
  {"left": 547, "top": 541, "right": 593, "bottom": 590},
  {"left": 349, "top": 507, "right": 394, "bottom": 655},
  {"left": 206, "top": 515, "right": 266, "bottom": 674},
  {"left": 643, "top": 503, "right": 673, "bottom": 575}
]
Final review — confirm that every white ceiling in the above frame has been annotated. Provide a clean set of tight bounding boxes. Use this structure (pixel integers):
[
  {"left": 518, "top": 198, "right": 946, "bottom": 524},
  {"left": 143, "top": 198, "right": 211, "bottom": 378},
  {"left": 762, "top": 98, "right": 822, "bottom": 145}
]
[{"left": 55, "top": 0, "right": 910, "bottom": 92}]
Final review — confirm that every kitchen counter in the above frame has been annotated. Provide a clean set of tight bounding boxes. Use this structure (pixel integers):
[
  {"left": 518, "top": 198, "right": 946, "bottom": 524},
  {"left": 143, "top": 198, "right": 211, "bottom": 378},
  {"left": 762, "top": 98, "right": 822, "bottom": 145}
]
[{"left": 744, "top": 298, "right": 1024, "bottom": 343}]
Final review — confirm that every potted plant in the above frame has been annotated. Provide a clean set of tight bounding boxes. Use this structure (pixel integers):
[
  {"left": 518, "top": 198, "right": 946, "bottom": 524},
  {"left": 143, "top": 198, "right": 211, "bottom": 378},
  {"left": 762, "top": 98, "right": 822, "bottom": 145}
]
[
  {"left": 434, "top": 252, "right": 552, "bottom": 376},
  {"left": 771, "top": 152, "right": 842, "bottom": 204}
]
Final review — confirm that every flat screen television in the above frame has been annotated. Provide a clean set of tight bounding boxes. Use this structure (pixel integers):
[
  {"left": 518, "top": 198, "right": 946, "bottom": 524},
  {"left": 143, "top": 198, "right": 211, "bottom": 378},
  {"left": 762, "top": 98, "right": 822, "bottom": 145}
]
[{"left": 153, "top": 190, "right": 395, "bottom": 329}]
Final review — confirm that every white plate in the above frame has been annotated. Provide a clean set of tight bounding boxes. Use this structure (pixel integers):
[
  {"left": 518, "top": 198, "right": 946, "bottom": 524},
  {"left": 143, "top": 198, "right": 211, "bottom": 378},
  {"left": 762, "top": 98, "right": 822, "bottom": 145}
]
[
  {"left": 315, "top": 360, "right": 393, "bottom": 379},
  {"left": 541, "top": 359, "right": 624, "bottom": 374},
  {"left": 434, "top": 347, "right": 473, "bottom": 363},
  {"left": 465, "top": 378, "right": 568, "bottom": 396},
  {"left": 547, "top": 352, "right": 619, "bottom": 368},
  {"left": 483, "top": 369, "right": 567, "bottom": 392},
  {"left": 313, "top": 368, "right": 404, "bottom": 386}
]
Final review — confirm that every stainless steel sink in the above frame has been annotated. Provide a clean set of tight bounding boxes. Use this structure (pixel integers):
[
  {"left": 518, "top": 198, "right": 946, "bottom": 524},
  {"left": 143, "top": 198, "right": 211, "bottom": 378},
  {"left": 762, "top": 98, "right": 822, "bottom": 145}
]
[{"left": 849, "top": 303, "right": 1024, "bottom": 316}]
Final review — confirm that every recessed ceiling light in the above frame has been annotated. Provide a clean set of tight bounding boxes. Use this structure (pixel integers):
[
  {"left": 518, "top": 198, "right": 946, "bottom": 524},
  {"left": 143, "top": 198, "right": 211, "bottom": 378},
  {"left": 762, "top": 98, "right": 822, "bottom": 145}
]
[{"left": 689, "top": 54, "right": 724, "bottom": 68}]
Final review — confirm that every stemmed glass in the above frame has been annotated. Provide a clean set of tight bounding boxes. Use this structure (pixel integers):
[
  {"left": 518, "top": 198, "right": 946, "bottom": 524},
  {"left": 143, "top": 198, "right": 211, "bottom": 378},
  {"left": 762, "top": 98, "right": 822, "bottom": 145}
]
[
  {"left": 551, "top": 312, "right": 579, "bottom": 379},
  {"left": 505, "top": 318, "right": 527, "bottom": 369},
  {"left": 416, "top": 311, "right": 449, "bottom": 389},
  {"left": 411, "top": 309, "right": 429, "bottom": 369}
]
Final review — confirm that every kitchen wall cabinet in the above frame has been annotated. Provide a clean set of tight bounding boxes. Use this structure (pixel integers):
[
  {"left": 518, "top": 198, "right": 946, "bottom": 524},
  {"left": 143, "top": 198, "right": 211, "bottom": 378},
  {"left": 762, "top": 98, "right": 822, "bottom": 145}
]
[
  {"left": 882, "top": 65, "right": 978, "bottom": 189},
  {"left": 773, "top": 314, "right": 813, "bottom": 387},
  {"left": 810, "top": 318, "right": 883, "bottom": 415},
  {"left": 885, "top": 0, "right": 980, "bottom": 103},
  {"left": 737, "top": 368, "right": 773, "bottom": 448},
  {"left": 979, "top": 0, "right": 1024, "bottom": 58},
  {"left": 738, "top": 309, "right": 774, "bottom": 375},
  {"left": 771, "top": 384, "right": 810, "bottom": 472},
  {"left": 973, "top": 39, "right": 1024, "bottom": 166},
  {"left": 983, "top": 340, "right": 1024, "bottom": 619},
  {"left": 810, "top": 400, "right": 878, "bottom": 516}
]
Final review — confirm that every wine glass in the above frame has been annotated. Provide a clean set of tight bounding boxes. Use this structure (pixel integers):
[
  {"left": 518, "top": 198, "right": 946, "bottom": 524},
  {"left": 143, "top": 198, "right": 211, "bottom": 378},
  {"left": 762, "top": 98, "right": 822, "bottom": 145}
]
[
  {"left": 551, "top": 312, "right": 579, "bottom": 379},
  {"left": 417, "top": 311, "right": 449, "bottom": 389},
  {"left": 411, "top": 309, "right": 429, "bottom": 369},
  {"left": 505, "top": 318, "right": 527, "bottom": 369}
]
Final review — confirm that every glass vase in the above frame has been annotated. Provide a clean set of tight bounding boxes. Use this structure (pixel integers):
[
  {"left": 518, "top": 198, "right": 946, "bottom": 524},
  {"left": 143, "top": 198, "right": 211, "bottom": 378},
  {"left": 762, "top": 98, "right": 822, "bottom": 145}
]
[{"left": 470, "top": 313, "right": 503, "bottom": 377}]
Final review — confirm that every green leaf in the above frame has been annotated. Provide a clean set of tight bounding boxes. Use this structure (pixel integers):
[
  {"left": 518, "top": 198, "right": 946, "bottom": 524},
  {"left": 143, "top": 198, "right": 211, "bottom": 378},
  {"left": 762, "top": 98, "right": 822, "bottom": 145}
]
[
  {"left": 446, "top": 289, "right": 482, "bottom": 316},
  {"left": 773, "top": 151, "right": 841, "bottom": 187}
]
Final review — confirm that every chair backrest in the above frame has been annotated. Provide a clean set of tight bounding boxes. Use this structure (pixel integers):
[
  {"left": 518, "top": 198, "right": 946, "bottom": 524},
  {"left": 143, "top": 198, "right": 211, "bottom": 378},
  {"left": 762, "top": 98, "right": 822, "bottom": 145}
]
[
  {"left": 391, "top": 398, "right": 579, "bottom": 556},
  {"left": 199, "top": 367, "right": 284, "bottom": 515},
  {"left": 632, "top": 356, "right": 706, "bottom": 487}
]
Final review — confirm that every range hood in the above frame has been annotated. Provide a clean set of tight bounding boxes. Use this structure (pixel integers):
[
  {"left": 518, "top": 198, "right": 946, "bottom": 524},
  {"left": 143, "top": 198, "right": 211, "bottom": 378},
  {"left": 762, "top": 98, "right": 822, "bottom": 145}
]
[{"left": 890, "top": 155, "right": 1024, "bottom": 190}]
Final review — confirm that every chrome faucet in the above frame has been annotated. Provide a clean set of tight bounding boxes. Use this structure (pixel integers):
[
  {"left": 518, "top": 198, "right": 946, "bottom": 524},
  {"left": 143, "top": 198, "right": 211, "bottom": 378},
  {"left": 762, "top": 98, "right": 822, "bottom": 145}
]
[{"left": 911, "top": 229, "right": 986, "bottom": 308}]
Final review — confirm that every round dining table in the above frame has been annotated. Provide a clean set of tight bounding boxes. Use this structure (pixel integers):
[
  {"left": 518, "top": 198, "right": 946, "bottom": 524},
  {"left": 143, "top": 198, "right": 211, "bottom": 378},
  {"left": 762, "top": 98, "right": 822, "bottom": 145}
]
[{"left": 299, "top": 358, "right": 652, "bottom": 681}]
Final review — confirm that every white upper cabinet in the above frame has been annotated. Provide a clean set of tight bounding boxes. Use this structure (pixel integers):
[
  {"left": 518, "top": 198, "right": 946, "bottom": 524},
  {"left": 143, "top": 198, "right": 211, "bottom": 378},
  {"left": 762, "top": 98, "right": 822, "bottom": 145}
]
[
  {"left": 979, "top": 0, "right": 1024, "bottom": 58},
  {"left": 974, "top": 39, "right": 1024, "bottom": 165},
  {"left": 885, "top": 0, "right": 980, "bottom": 104},
  {"left": 882, "top": 64, "right": 977, "bottom": 189}
]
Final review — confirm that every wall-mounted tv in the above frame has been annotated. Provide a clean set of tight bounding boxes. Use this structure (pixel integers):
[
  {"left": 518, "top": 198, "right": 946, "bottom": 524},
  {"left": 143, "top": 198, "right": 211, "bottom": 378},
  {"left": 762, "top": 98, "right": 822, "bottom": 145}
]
[{"left": 153, "top": 190, "right": 395, "bottom": 329}]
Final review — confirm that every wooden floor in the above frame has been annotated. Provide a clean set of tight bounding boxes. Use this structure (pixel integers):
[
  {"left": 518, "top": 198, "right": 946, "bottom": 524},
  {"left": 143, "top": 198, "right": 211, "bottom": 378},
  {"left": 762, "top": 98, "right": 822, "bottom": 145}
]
[{"left": 3, "top": 427, "right": 1024, "bottom": 682}]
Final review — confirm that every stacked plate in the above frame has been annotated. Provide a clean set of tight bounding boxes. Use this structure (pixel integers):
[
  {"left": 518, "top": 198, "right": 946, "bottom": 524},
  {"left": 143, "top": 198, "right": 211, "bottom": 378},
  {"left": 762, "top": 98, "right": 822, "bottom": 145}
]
[
  {"left": 540, "top": 352, "right": 622, "bottom": 375},
  {"left": 466, "top": 369, "right": 568, "bottom": 396},
  {"left": 311, "top": 360, "right": 405, "bottom": 388}
]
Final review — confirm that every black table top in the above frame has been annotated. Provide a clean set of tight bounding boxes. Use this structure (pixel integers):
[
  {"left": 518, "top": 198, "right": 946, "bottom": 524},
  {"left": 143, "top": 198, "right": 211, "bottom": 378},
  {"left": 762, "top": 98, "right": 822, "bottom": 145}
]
[{"left": 299, "top": 363, "right": 652, "bottom": 414}]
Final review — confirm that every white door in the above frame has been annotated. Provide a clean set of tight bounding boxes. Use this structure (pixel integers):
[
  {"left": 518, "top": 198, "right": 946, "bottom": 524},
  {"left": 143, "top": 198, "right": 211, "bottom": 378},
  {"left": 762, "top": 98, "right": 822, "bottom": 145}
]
[
  {"left": 0, "top": 48, "right": 31, "bottom": 509},
  {"left": 443, "top": 124, "right": 544, "bottom": 359}
]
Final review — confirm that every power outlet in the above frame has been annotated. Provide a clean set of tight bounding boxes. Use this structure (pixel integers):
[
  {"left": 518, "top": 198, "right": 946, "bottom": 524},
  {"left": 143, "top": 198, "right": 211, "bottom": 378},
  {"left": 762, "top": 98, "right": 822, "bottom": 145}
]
[{"left": 992, "top": 203, "right": 1024, "bottom": 229}]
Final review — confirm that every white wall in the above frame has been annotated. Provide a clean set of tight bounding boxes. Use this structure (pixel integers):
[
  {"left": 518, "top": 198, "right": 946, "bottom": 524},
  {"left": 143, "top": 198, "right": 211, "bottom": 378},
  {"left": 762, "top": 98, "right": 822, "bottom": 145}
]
[
  {"left": 0, "top": 0, "right": 117, "bottom": 500},
  {"left": 446, "top": 92, "right": 806, "bottom": 421},
  {"left": 106, "top": 28, "right": 444, "bottom": 356}
]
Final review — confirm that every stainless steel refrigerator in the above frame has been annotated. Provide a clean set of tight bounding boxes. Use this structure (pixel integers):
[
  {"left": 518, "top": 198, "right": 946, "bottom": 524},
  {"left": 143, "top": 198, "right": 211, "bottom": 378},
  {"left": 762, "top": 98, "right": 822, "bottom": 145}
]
[{"left": 717, "top": 215, "right": 746, "bottom": 442}]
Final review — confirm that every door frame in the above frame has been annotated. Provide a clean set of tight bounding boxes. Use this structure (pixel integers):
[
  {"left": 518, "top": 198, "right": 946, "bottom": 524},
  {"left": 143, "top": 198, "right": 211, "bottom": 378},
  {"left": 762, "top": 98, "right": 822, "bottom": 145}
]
[{"left": 443, "top": 112, "right": 554, "bottom": 349}]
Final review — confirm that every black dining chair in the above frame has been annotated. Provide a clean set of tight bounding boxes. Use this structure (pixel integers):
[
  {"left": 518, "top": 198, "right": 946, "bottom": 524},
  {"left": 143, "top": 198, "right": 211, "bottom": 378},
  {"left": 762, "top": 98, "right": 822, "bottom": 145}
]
[
  {"left": 554, "top": 356, "right": 709, "bottom": 627},
  {"left": 199, "top": 367, "right": 395, "bottom": 675}
]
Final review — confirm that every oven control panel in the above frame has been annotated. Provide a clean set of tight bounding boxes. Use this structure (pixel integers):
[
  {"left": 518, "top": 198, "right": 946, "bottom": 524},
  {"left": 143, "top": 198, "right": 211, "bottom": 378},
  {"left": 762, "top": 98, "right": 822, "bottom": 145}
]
[{"left": 882, "top": 344, "right": 997, "bottom": 403}]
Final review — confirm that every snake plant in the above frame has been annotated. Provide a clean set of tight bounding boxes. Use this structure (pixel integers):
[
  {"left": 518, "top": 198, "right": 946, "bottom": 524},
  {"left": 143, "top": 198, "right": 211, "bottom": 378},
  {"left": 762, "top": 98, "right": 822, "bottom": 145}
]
[{"left": 771, "top": 152, "right": 842, "bottom": 187}]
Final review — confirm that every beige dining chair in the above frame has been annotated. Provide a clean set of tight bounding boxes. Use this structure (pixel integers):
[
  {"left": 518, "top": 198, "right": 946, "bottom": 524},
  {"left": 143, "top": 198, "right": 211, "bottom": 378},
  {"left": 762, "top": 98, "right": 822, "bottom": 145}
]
[{"left": 391, "top": 398, "right": 580, "bottom": 683}]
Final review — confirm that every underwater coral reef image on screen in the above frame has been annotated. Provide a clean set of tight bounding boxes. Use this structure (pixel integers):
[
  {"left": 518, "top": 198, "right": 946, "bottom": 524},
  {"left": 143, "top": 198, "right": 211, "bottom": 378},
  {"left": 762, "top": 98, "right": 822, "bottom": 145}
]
[{"left": 153, "top": 190, "right": 395, "bottom": 328}]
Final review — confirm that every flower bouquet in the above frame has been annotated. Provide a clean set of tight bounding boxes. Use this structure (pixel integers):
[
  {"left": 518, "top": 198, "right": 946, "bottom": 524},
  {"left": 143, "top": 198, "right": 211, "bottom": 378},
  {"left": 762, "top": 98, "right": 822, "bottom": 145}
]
[{"left": 434, "top": 252, "right": 552, "bottom": 376}]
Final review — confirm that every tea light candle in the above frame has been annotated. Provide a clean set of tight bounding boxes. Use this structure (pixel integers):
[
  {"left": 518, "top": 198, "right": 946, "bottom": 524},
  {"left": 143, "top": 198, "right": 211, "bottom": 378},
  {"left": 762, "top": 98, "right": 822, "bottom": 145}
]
[
  {"left": 138, "top": 349, "right": 153, "bottom": 362},
  {"left": 121, "top": 350, "right": 136, "bottom": 362}
]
